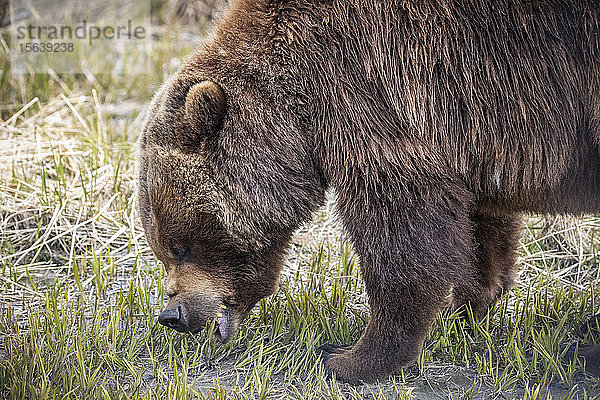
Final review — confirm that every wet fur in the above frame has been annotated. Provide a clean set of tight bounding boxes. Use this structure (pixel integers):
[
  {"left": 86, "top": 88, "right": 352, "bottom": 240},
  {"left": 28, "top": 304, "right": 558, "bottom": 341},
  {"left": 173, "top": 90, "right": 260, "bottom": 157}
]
[{"left": 140, "top": 0, "right": 600, "bottom": 383}]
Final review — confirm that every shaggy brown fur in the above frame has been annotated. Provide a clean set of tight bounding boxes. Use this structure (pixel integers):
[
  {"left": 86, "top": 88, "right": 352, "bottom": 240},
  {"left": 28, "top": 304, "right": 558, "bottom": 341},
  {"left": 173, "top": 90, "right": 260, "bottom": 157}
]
[{"left": 139, "top": 0, "right": 600, "bottom": 383}]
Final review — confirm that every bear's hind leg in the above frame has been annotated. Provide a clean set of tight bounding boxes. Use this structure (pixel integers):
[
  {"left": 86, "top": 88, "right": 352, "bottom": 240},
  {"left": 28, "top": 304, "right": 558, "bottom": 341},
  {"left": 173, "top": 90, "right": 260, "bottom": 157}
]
[{"left": 453, "top": 212, "right": 522, "bottom": 318}]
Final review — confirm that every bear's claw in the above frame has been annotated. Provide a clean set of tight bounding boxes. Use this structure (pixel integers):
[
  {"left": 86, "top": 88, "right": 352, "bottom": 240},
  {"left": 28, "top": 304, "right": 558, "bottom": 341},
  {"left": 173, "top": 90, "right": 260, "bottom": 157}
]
[
  {"left": 317, "top": 344, "right": 353, "bottom": 365},
  {"left": 317, "top": 344, "right": 369, "bottom": 384},
  {"left": 564, "top": 342, "right": 600, "bottom": 376}
]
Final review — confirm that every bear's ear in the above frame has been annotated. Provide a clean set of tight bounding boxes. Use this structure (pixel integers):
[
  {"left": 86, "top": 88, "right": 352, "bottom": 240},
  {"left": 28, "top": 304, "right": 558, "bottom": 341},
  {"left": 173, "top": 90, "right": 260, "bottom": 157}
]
[{"left": 183, "top": 81, "right": 226, "bottom": 143}]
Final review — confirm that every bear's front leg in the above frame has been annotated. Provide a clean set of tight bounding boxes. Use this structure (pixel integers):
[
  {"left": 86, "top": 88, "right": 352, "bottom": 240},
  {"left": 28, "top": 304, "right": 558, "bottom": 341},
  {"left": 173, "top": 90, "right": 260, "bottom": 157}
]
[
  {"left": 319, "top": 278, "right": 450, "bottom": 383},
  {"left": 320, "top": 186, "right": 475, "bottom": 383}
]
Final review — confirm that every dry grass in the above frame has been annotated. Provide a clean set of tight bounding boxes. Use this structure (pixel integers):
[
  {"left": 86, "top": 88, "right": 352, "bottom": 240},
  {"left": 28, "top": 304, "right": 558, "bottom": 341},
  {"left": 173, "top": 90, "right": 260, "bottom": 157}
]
[{"left": 1, "top": 93, "right": 148, "bottom": 303}]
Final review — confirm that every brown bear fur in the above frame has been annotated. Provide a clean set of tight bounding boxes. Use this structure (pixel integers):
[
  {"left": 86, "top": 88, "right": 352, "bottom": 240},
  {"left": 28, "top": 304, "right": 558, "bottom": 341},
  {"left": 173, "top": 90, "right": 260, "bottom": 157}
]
[{"left": 138, "top": 0, "right": 600, "bottom": 383}]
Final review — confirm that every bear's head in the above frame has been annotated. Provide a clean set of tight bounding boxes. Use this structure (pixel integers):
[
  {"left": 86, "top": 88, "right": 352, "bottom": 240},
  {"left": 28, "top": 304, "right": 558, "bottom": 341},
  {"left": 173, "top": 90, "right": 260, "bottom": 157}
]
[{"left": 138, "top": 70, "right": 324, "bottom": 342}]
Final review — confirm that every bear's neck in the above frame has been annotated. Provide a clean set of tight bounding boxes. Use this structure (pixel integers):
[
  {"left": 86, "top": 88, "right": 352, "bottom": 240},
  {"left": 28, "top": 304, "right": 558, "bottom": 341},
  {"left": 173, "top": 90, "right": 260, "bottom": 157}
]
[{"left": 209, "top": 0, "right": 361, "bottom": 184}]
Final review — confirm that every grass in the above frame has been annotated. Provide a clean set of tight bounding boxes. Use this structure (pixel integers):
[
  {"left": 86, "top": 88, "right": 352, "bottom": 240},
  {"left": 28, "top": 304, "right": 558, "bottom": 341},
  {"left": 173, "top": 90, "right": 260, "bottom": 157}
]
[{"left": 2, "top": 4, "right": 600, "bottom": 399}]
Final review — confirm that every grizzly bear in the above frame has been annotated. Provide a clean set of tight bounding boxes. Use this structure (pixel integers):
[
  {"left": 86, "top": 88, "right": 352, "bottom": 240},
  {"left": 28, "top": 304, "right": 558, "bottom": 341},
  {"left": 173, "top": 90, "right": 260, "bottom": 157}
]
[{"left": 138, "top": 0, "right": 600, "bottom": 383}]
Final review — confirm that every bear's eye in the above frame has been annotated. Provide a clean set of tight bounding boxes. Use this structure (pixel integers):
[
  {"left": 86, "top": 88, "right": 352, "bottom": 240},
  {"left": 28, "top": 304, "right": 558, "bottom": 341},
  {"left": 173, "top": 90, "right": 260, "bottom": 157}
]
[{"left": 171, "top": 245, "right": 193, "bottom": 263}]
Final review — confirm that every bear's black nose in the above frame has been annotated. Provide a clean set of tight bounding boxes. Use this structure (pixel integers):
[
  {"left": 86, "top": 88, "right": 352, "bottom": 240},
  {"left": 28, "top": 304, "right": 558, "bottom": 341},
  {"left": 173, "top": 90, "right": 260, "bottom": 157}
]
[{"left": 158, "top": 305, "right": 188, "bottom": 332}]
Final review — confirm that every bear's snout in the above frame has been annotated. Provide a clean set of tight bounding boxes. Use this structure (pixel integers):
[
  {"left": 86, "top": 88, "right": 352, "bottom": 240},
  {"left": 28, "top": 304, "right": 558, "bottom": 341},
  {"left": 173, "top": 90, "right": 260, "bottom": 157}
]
[
  {"left": 158, "top": 304, "right": 189, "bottom": 332},
  {"left": 158, "top": 290, "right": 239, "bottom": 341}
]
